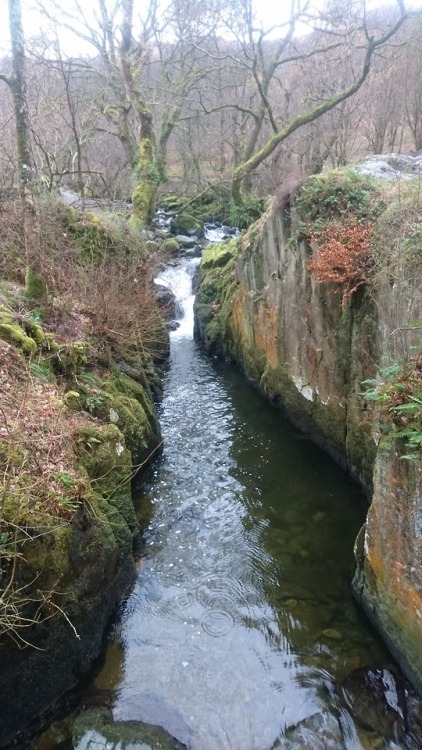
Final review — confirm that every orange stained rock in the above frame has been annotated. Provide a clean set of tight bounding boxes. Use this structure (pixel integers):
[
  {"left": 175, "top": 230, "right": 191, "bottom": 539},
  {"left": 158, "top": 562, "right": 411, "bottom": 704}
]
[{"left": 254, "top": 305, "right": 280, "bottom": 369}]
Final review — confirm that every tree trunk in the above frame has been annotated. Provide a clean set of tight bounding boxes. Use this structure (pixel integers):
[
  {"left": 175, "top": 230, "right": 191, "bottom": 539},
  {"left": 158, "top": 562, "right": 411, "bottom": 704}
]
[
  {"left": 132, "top": 112, "right": 158, "bottom": 226},
  {"left": 6, "top": 0, "right": 45, "bottom": 300},
  {"left": 120, "top": 0, "right": 160, "bottom": 226}
]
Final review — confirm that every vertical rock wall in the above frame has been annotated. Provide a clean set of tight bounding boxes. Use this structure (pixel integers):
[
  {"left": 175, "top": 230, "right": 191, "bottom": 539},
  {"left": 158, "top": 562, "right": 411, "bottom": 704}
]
[
  {"left": 196, "top": 208, "right": 379, "bottom": 488},
  {"left": 194, "top": 195, "right": 422, "bottom": 691},
  {"left": 353, "top": 450, "right": 422, "bottom": 693}
]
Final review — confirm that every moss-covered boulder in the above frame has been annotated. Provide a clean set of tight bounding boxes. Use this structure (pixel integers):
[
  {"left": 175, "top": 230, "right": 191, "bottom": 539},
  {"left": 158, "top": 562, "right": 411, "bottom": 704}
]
[
  {"left": 162, "top": 237, "right": 180, "bottom": 254},
  {"left": 193, "top": 238, "right": 240, "bottom": 356},
  {"left": 201, "top": 239, "right": 239, "bottom": 270},
  {"left": 171, "top": 212, "right": 204, "bottom": 238}
]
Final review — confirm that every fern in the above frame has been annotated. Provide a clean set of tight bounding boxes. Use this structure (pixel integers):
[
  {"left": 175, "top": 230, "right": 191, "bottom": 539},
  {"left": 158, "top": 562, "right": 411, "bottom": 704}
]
[{"left": 362, "top": 355, "right": 422, "bottom": 460}]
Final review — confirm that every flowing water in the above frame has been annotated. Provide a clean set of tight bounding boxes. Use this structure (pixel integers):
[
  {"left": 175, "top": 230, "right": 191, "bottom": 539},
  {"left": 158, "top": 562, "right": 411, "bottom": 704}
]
[{"left": 77, "top": 257, "right": 409, "bottom": 750}]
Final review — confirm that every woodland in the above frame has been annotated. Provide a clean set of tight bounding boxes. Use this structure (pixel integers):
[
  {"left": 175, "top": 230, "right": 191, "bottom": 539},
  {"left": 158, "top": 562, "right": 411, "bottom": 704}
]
[{"left": 0, "top": 0, "right": 419, "bottom": 223}]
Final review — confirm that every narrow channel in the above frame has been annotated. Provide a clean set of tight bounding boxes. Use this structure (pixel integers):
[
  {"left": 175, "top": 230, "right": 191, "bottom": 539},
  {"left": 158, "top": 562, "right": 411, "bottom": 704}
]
[{"left": 88, "top": 257, "right": 399, "bottom": 750}]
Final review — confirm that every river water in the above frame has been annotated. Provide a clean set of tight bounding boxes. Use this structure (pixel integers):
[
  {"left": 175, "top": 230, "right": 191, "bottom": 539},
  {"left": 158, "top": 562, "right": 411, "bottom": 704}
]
[{"left": 77, "top": 256, "right": 410, "bottom": 750}]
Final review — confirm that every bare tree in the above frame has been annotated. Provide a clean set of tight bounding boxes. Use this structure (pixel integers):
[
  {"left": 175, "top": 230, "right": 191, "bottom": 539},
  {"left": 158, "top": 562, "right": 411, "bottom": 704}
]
[
  {"left": 229, "top": 0, "right": 409, "bottom": 203},
  {"left": 0, "top": 0, "right": 44, "bottom": 300}
]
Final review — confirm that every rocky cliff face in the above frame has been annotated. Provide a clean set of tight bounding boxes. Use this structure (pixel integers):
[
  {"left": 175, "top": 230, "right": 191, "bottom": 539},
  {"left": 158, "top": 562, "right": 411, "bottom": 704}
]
[
  {"left": 195, "top": 206, "right": 379, "bottom": 488},
  {"left": 353, "top": 449, "right": 422, "bottom": 694},
  {"left": 194, "top": 172, "right": 422, "bottom": 692}
]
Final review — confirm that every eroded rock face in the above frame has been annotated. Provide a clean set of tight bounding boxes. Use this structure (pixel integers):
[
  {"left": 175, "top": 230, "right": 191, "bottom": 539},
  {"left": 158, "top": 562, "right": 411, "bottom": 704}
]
[
  {"left": 353, "top": 451, "right": 422, "bottom": 694},
  {"left": 194, "top": 184, "right": 422, "bottom": 694},
  {"left": 195, "top": 212, "right": 379, "bottom": 488}
]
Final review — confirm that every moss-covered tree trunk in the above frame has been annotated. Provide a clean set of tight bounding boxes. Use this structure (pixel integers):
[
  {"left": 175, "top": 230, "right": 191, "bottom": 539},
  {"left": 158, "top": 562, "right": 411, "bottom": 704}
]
[
  {"left": 131, "top": 111, "right": 159, "bottom": 227},
  {"left": 2, "top": 0, "right": 45, "bottom": 300},
  {"left": 119, "top": 0, "right": 160, "bottom": 227}
]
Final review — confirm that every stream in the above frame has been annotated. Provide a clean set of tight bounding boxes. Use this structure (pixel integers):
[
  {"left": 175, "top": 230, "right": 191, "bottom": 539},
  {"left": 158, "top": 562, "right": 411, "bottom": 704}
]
[{"left": 35, "top": 246, "right": 418, "bottom": 750}]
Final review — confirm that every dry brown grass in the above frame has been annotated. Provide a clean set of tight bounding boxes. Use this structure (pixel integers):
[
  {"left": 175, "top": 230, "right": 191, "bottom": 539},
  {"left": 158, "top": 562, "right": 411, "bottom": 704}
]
[
  {"left": 307, "top": 216, "right": 374, "bottom": 306},
  {"left": 0, "top": 195, "right": 168, "bottom": 362},
  {"left": 0, "top": 342, "right": 91, "bottom": 647}
]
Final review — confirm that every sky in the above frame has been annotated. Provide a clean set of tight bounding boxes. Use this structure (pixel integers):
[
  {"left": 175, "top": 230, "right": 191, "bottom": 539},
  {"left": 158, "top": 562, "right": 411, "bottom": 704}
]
[{"left": 0, "top": 0, "right": 421, "bottom": 57}]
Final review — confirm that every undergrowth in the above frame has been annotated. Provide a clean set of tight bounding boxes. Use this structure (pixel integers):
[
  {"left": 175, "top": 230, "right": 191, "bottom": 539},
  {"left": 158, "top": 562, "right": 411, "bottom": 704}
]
[
  {"left": 362, "top": 357, "right": 422, "bottom": 459},
  {"left": 0, "top": 342, "right": 86, "bottom": 647},
  {"left": 228, "top": 193, "right": 267, "bottom": 229},
  {"left": 295, "top": 170, "right": 385, "bottom": 231},
  {"left": 0, "top": 194, "right": 166, "bottom": 647},
  {"left": 307, "top": 216, "right": 374, "bottom": 307}
]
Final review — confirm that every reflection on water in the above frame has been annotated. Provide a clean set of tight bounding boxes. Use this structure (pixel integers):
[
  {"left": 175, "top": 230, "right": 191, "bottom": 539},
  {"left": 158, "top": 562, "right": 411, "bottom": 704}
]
[{"left": 91, "top": 259, "right": 397, "bottom": 750}]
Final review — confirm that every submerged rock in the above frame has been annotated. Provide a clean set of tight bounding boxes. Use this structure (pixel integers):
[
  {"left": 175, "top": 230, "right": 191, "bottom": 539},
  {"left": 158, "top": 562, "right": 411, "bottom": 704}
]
[
  {"left": 275, "top": 711, "right": 345, "bottom": 749},
  {"left": 339, "top": 668, "right": 406, "bottom": 741},
  {"left": 72, "top": 708, "right": 187, "bottom": 750},
  {"left": 155, "top": 282, "right": 177, "bottom": 319}
]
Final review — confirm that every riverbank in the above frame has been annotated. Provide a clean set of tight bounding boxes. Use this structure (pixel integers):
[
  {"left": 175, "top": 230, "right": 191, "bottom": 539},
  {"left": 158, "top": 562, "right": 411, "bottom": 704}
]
[
  {"left": 0, "top": 197, "right": 168, "bottom": 747},
  {"left": 193, "top": 168, "right": 422, "bottom": 697}
]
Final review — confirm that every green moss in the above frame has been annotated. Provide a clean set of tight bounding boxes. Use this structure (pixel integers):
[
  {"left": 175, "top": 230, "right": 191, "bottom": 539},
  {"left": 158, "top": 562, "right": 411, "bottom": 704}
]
[
  {"left": 0, "top": 320, "right": 37, "bottom": 354},
  {"left": 228, "top": 193, "right": 266, "bottom": 228},
  {"left": 25, "top": 268, "right": 46, "bottom": 302},
  {"left": 53, "top": 342, "right": 87, "bottom": 375},
  {"left": 172, "top": 212, "right": 204, "bottom": 236},
  {"left": 43, "top": 333, "right": 59, "bottom": 353},
  {"left": 0, "top": 309, "right": 62, "bottom": 360},
  {"left": 24, "top": 524, "right": 73, "bottom": 584},
  {"left": 96, "top": 387, "right": 152, "bottom": 455},
  {"left": 162, "top": 237, "right": 180, "bottom": 254},
  {"left": 22, "top": 318, "right": 45, "bottom": 346},
  {"left": 194, "top": 238, "right": 240, "bottom": 356},
  {"left": 75, "top": 423, "right": 138, "bottom": 536},
  {"left": 72, "top": 708, "right": 187, "bottom": 750},
  {"left": 294, "top": 170, "right": 385, "bottom": 231},
  {"left": 131, "top": 137, "right": 160, "bottom": 227},
  {"left": 201, "top": 238, "right": 239, "bottom": 270},
  {"left": 158, "top": 193, "right": 183, "bottom": 211},
  {"left": 63, "top": 390, "right": 82, "bottom": 410}
]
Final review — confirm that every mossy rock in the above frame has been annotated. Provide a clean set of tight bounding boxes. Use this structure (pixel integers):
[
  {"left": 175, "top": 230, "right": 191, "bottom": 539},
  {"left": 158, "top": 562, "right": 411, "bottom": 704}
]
[
  {"left": 75, "top": 423, "right": 138, "bottom": 536},
  {"left": 201, "top": 238, "right": 239, "bottom": 270},
  {"left": 53, "top": 342, "right": 87, "bottom": 375},
  {"left": 157, "top": 194, "right": 184, "bottom": 211},
  {"left": 23, "top": 523, "right": 73, "bottom": 587},
  {"left": 162, "top": 237, "right": 180, "bottom": 254},
  {"left": 95, "top": 386, "right": 153, "bottom": 455},
  {"left": 171, "top": 212, "right": 204, "bottom": 237},
  {"left": 0, "top": 310, "right": 38, "bottom": 355},
  {"left": 21, "top": 318, "right": 46, "bottom": 346},
  {"left": 195, "top": 201, "right": 226, "bottom": 223}
]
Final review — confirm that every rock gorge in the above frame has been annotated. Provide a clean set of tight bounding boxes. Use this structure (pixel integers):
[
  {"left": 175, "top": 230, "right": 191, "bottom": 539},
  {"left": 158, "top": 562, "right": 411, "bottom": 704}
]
[{"left": 194, "top": 169, "right": 422, "bottom": 693}]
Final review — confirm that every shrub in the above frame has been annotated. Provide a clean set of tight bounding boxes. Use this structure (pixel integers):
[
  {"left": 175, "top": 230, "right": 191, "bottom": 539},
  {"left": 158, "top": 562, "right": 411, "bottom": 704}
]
[
  {"left": 362, "top": 357, "right": 422, "bottom": 459},
  {"left": 295, "top": 170, "right": 385, "bottom": 231},
  {"left": 228, "top": 193, "right": 266, "bottom": 229},
  {"left": 307, "top": 216, "right": 374, "bottom": 306}
]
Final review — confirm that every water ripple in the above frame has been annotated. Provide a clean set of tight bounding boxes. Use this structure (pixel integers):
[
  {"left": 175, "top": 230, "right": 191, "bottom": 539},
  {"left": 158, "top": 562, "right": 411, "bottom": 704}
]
[{"left": 106, "top": 260, "right": 392, "bottom": 750}]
